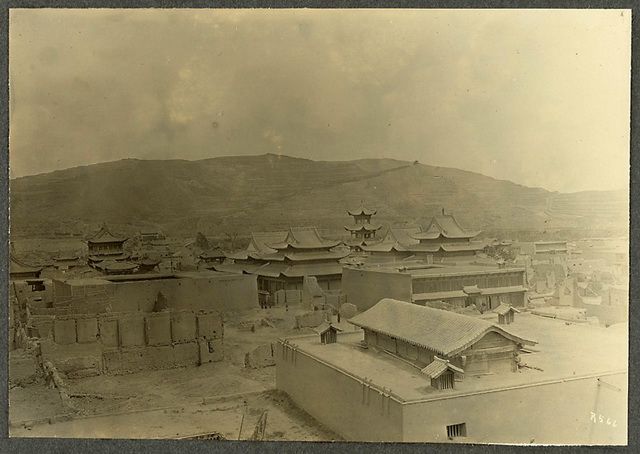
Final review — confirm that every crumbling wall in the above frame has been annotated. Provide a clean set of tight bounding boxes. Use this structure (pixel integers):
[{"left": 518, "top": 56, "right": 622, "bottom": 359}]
[
  {"left": 245, "top": 343, "right": 276, "bottom": 368},
  {"left": 40, "top": 340, "right": 103, "bottom": 378},
  {"left": 285, "top": 290, "right": 303, "bottom": 304},
  {"left": 339, "top": 303, "right": 358, "bottom": 319},
  {"left": 108, "top": 274, "right": 258, "bottom": 313},
  {"left": 38, "top": 310, "right": 224, "bottom": 376},
  {"left": 50, "top": 273, "right": 258, "bottom": 315},
  {"left": 295, "top": 311, "right": 328, "bottom": 329}
]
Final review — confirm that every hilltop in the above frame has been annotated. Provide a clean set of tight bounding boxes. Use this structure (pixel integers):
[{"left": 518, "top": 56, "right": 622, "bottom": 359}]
[{"left": 9, "top": 154, "right": 628, "bottom": 240}]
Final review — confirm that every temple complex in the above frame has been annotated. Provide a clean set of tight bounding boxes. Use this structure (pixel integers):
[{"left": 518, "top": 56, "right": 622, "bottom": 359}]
[
  {"left": 362, "top": 212, "right": 484, "bottom": 261},
  {"left": 210, "top": 227, "right": 348, "bottom": 294},
  {"left": 87, "top": 224, "right": 128, "bottom": 259}
]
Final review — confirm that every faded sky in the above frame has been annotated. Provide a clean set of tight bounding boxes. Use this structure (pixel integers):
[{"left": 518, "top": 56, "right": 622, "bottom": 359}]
[{"left": 9, "top": 9, "right": 631, "bottom": 192}]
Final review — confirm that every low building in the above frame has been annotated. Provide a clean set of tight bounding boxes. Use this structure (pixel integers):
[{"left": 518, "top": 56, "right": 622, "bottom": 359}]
[
  {"left": 342, "top": 263, "right": 527, "bottom": 313},
  {"left": 493, "top": 303, "right": 520, "bottom": 325},
  {"left": 52, "top": 254, "right": 83, "bottom": 271},
  {"left": 516, "top": 240, "right": 568, "bottom": 258},
  {"left": 276, "top": 304, "right": 627, "bottom": 443},
  {"left": 349, "top": 299, "right": 535, "bottom": 375}
]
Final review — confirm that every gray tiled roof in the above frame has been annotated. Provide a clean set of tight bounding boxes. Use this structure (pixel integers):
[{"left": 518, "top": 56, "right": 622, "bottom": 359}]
[
  {"left": 493, "top": 303, "right": 521, "bottom": 316},
  {"left": 421, "top": 356, "right": 464, "bottom": 378},
  {"left": 348, "top": 298, "right": 535, "bottom": 356}
]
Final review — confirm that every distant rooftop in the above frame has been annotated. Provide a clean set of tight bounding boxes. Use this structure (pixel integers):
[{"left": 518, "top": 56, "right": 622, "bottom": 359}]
[
  {"left": 87, "top": 224, "right": 127, "bottom": 244},
  {"left": 355, "top": 262, "right": 525, "bottom": 278}
]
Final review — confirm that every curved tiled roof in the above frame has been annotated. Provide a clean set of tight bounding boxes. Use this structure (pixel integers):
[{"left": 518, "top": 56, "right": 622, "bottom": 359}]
[
  {"left": 348, "top": 205, "right": 377, "bottom": 216},
  {"left": 88, "top": 225, "right": 127, "bottom": 244},
  {"left": 268, "top": 227, "right": 340, "bottom": 250},
  {"left": 411, "top": 215, "right": 480, "bottom": 240},
  {"left": 344, "top": 223, "right": 382, "bottom": 232},
  {"left": 9, "top": 253, "right": 43, "bottom": 275},
  {"left": 348, "top": 298, "right": 536, "bottom": 356},
  {"left": 360, "top": 228, "right": 420, "bottom": 252},
  {"left": 247, "top": 231, "right": 289, "bottom": 255}
]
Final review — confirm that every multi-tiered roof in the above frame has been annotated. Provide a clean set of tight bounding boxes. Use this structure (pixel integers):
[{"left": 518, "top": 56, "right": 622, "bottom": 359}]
[
  {"left": 362, "top": 213, "right": 484, "bottom": 256},
  {"left": 344, "top": 204, "right": 382, "bottom": 247},
  {"left": 212, "top": 227, "right": 348, "bottom": 279}
]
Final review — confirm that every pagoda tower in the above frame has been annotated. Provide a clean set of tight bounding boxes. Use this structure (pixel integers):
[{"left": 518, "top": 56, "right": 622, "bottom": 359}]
[{"left": 345, "top": 204, "right": 381, "bottom": 242}]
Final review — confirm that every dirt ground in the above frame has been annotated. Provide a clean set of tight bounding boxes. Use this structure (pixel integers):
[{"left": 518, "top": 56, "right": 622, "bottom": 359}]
[{"left": 9, "top": 306, "right": 341, "bottom": 441}]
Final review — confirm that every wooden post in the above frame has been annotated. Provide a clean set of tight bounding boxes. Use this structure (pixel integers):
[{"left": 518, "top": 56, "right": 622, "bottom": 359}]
[{"left": 237, "top": 414, "right": 245, "bottom": 440}]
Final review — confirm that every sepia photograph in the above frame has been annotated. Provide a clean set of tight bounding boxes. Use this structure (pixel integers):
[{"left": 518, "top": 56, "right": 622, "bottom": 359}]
[{"left": 6, "top": 8, "right": 630, "bottom": 445}]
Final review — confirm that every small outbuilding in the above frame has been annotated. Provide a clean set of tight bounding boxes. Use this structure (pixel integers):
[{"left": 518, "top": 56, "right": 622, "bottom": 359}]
[
  {"left": 421, "top": 356, "right": 464, "bottom": 390},
  {"left": 493, "top": 303, "right": 521, "bottom": 325},
  {"left": 313, "top": 322, "right": 342, "bottom": 345}
]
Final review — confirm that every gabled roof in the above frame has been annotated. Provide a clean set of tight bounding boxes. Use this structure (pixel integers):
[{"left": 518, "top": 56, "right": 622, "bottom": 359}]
[
  {"left": 268, "top": 227, "right": 339, "bottom": 250},
  {"left": 411, "top": 215, "right": 480, "bottom": 240},
  {"left": 88, "top": 225, "right": 127, "bottom": 244},
  {"left": 247, "top": 231, "right": 289, "bottom": 255},
  {"left": 253, "top": 262, "right": 290, "bottom": 277},
  {"left": 348, "top": 298, "right": 536, "bottom": 356},
  {"left": 493, "top": 303, "right": 522, "bottom": 316},
  {"left": 344, "top": 223, "right": 382, "bottom": 232},
  {"left": 361, "top": 228, "right": 420, "bottom": 252},
  {"left": 313, "top": 322, "right": 343, "bottom": 335},
  {"left": 462, "top": 285, "right": 482, "bottom": 295},
  {"left": 421, "top": 356, "right": 464, "bottom": 379},
  {"left": 348, "top": 205, "right": 377, "bottom": 216}
]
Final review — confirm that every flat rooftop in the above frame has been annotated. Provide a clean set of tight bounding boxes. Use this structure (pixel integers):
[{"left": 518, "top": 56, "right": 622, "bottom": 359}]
[
  {"left": 283, "top": 312, "right": 627, "bottom": 403},
  {"left": 355, "top": 263, "right": 525, "bottom": 278},
  {"left": 59, "top": 270, "right": 236, "bottom": 286}
]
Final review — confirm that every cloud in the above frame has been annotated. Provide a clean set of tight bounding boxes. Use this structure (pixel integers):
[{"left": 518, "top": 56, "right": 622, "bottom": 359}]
[{"left": 8, "top": 9, "right": 630, "bottom": 193}]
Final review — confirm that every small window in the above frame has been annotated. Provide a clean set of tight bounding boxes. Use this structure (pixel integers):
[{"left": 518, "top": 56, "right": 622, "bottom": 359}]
[{"left": 447, "top": 423, "right": 466, "bottom": 438}]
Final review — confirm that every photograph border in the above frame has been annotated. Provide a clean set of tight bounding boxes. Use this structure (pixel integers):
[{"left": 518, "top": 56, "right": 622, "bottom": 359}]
[{"left": 0, "top": 1, "right": 637, "bottom": 453}]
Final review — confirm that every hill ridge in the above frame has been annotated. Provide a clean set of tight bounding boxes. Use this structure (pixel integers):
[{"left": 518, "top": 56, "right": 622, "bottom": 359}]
[{"left": 9, "top": 155, "right": 628, "bottom": 239}]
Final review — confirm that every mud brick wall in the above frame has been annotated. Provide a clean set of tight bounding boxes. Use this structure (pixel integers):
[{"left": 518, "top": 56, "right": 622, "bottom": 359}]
[
  {"left": 146, "top": 312, "right": 172, "bottom": 346},
  {"left": 42, "top": 310, "right": 224, "bottom": 376},
  {"left": 171, "top": 311, "right": 197, "bottom": 343},
  {"left": 245, "top": 343, "right": 276, "bottom": 368},
  {"left": 102, "top": 343, "right": 200, "bottom": 374},
  {"left": 198, "top": 339, "right": 224, "bottom": 364},
  {"left": 196, "top": 312, "right": 224, "bottom": 340},
  {"left": 295, "top": 311, "right": 328, "bottom": 329},
  {"left": 118, "top": 315, "right": 146, "bottom": 347},
  {"left": 98, "top": 316, "right": 119, "bottom": 348},
  {"left": 28, "top": 315, "right": 54, "bottom": 339},
  {"left": 53, "top": 318, "right": 77, "bottom": 344}
]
